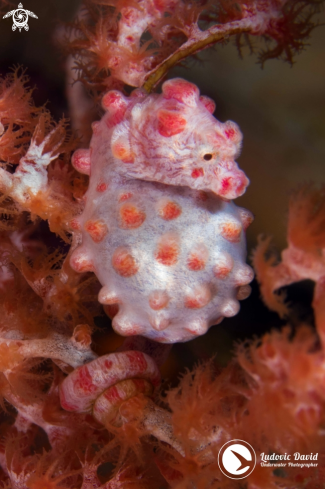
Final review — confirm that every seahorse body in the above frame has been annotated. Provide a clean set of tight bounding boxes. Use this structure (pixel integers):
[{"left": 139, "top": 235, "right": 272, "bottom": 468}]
[{"left": 70, "top": 78, "right": 254, "bottom": 343}]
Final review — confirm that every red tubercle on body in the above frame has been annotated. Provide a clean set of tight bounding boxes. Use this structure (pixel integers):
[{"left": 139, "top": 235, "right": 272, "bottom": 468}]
[
  {"left": 191, "top": 168, "right": 204, "bottom": 179},
  {"left": 187, "top": 244, "right": 209, "bottom": 271},
  {"left": 200, "top": 95, "right": 216, "bottom": 113},
  {"left": 213, "top": 253, "right": 234, "bottom": 278},
  {"left": 155, "top": 234, "right": 179, "bottom": 266},
  {"left": 185, "top": 286, "right": 211, "bottom": 309},
  {"left": 159, "top": 200, "right": 182, "bottom": 220},
  {"left": 96, "top": 182, "right": 108, "bottom": 192},
  {"left": 239, "top": 208, "right": 254, "bottom": 231},
  {"left": 102, "top": 91, "right": 122, "bottom": 108},
  {"left": 220, "top": 177, "right": 232, "bottom": 193},
  {"left": 187, "top": 254, "right": 206, "bottom": 271},
  {"left": 112, "top": 141, "right": 134, "bottom": 163},
  {"left": 220, "top": 221, "right": 242, "bottom": 243},
  {"left": 121, "top": 324, "right": 143, "bottom": 336},
  {"left": 99, "top": 291, "right": 121, "bottom": 306},
  {"left": 184, "top": 327, "right": 199, "bottom": 336},
  {"left": 119, "top": 204, "right": 146, "bottom": 229},
  {"left": 71, "top": 149, "right": 91, "bottom": 175},
  {"left": 150, "top": 316, "right": 170, "bottom": 331},
  {"left": 149, "top": 290, "right": 170, "bottom": 310},
  {"left": 99, "top": 289, "right": 121, "bottom": 305},
  {"left": 119, "top": 192, "right": 133, "bottom": 202},
  {"left": 217, "top": 171, "right": 249, "bottom": 199},
  {"left": 223, "top": 120, "right": 242, "bottom": 144},
  {"left": 91, "top": 121, "right": 100, "bottom": 134},
  {"left": 162, "top": 78, "right": 199, "bottom": 107},
  {"left": 112, "top": 248, "right": 138, "bottom": 277},
  {"left": 70, "top": 218, "right": 81, "bottom": 230},
  {"left": 70, "top": 251, "right": 94, "bottom": 273},
  {"left": 84, "top": 220, "right": 108, "bottom": 243},
  {"left": 229, "top": 174, "right": 249, "bottom": 198},
  {"left": 185, "top": 298, "right": 201, "bottom": 309},
  {"left": 234, "top": 266, "right": 254, "bottom": 287},
  {"left": 102, "top": 91, "right": 128, "bottom": 127},
  {"left": 224, "top": 128, "right": 236, "bottom": 139},
  {"left": 157, "top": 110, "right": 187, "bottom": 137},
  {"left": 214, "top": 264, "right": 233, "bottom": 279}
]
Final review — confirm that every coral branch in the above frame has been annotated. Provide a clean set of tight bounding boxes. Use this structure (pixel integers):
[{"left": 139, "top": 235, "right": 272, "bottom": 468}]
[
  {"left": 62, "top": 0, "right": 323, "bottom": 95},
  {"left": 252, "top": 184, "right": 325, "bottom": 318},
  {"left": 0, "top": 326, "right": 97, "bottom": 372}
]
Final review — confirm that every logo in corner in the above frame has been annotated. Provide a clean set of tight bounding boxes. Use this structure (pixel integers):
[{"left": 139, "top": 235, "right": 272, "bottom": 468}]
[
  {"left": 218, "top": 439, "right": 256, "bottom": 479},
  {"left": 3, "top": 3, "right": 38, "bottom": 32}
]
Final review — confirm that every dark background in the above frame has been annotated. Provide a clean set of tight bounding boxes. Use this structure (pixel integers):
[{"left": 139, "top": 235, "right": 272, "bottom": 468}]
[{"left": 1, "top": 0, "right": 324, "bottom": 380}]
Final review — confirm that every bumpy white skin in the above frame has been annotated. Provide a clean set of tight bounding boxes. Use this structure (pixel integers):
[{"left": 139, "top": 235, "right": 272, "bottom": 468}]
[{"left": 70, "top": 78, "right": 254, "bottom": 343}]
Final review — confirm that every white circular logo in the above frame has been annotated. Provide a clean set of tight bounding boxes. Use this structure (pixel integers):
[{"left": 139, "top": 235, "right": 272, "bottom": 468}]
[{"left": 218, "top": 439, "right": 256, "bottom": 479}]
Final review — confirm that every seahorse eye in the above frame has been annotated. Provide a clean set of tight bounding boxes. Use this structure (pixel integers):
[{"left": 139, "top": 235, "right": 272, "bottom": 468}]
[{"left": 203, "top": 153, "right": 213, "bottom": 161}]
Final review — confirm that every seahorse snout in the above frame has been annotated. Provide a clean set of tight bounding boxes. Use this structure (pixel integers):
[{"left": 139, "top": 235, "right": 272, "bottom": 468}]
[{"left": 212, "top": 168, "right": 249, "bottom": 199}]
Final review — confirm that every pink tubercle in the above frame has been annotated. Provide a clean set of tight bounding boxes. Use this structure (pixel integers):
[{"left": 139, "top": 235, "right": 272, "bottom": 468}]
[
  {"left": 70, "top": 250, "right": 94, "bottom": 273},
  {"left": 191, "top": 168, "right": 204, "bottom": 179},
  {"left": 84, "top": 220, "right": 108, "bottom": 243},
  {"left": 158, "top": 110, "right": 187, "bottom": 137},
  {"left": 70, "top": 218, "right": 81, "bottom": 230},
  {"left": 213, "top": 254, "right": 234, "bottom": 279},
  {"left": 149, "top": 290, "right": 170, "bottom": 310},
  {"left": 162, "top": 78, "right": 199, "bottom": 107},
  {"left": 199, "top": 95, "right": 216, "bottom": 113},
  {"left": 118, "top": 192, "right": 133, "bottom": 202},
  {"left": 119, "top": 203, "right": 146, "bottom": 229},
  {"left": 71, "top": 149, "right": 91, "bottom": 175},
  {"left": 155, "top": 233, "right": 180, "bottom": 266},
  {"left": 96, "top": 182, "right": 108, "bottom": 192},
  {"left": 187, "top": 244, "right": 209, "bottom": 271},
  {"left": 112, "top": 247, "right": 139, "bottom": 277},
  {"left": 185, "top": 284, "right": 211, "bottom": 309},
  {"left": 158, "top": 200, "right": 182, "bottom": 220},
  {"left": 220, "top": 221, "right": 242, "bottom": 243}
]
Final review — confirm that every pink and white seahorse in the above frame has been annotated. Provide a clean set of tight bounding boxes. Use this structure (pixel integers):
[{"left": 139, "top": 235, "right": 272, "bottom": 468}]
[{"left": 70, "top": 78, "right": 254, "bottom": 343}]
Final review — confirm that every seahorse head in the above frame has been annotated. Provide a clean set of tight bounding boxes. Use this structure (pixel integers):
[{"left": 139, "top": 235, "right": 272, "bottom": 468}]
[{"left": 103, "top": 78, "right": 249, "bottom": 200}]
